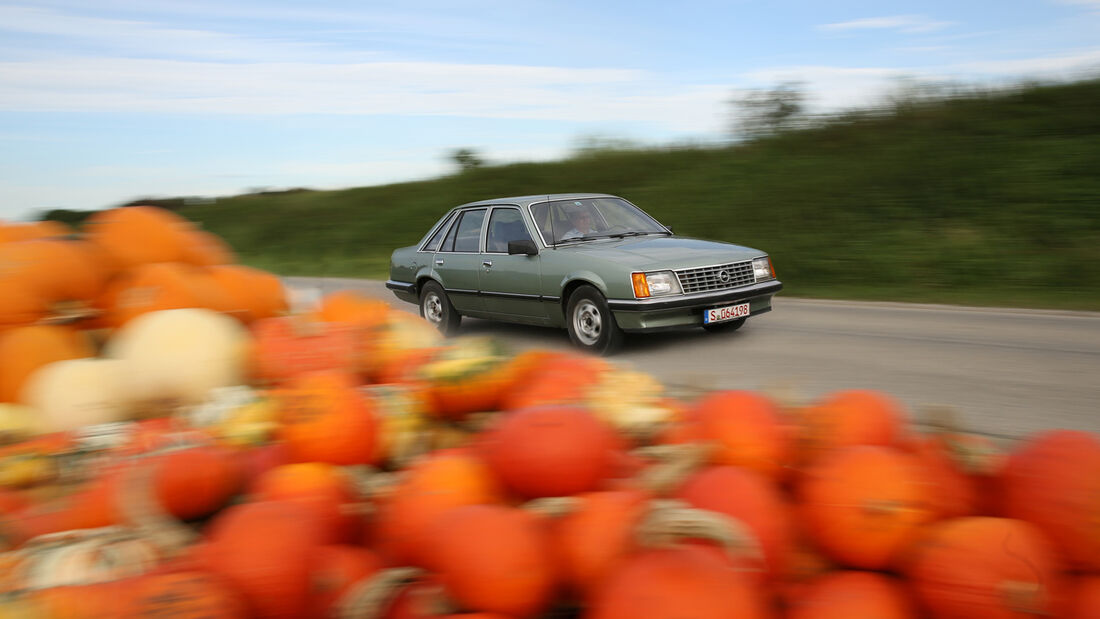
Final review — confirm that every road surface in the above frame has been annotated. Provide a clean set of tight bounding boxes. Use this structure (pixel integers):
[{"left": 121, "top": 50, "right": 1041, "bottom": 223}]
[{"left": 284, "top": 276, "right": 1100, "bottom": 441}]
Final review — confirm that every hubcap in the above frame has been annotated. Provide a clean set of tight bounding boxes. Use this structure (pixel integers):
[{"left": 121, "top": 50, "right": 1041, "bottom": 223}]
[
  {"left": 423, "top": 293, "right": 443, "bottom": 324},
  {"left": 573, "top": 300, "right": 602, "bottom": 346}
]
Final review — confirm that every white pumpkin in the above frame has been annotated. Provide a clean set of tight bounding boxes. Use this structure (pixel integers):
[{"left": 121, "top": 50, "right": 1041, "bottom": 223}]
[
  {"left": 104, "top": 308, "right": 253, "bottom": 409},
  {"left": 21, "top": 358, "right": 131, "bottom": 432}
]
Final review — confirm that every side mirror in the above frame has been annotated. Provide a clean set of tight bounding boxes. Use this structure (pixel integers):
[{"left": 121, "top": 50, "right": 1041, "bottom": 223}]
[{"left": 507, "top": 239, "right": 538, "bottom": 256}]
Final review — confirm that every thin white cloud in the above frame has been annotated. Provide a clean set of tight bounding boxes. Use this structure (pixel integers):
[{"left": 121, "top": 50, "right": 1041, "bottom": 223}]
[
  {"left": 0, "top": 57, "right": 728, "bottom": 132},
  {"left": 741, "top": 47, "right": 1100, "bottom": 111},
  {"left": 952, "top": 49, "right": 1100, "bottom": 76},
  {"left": 819, "top": 14, "right": 956, "bottom": 34},
  {"left": 0, "top": 5, "right": 341, "bottom": 62}
]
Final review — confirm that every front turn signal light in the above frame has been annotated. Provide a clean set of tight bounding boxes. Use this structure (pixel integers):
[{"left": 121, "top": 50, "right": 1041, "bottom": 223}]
[{"left": 631, "top": 272, "right": 650, "bottom": 298}]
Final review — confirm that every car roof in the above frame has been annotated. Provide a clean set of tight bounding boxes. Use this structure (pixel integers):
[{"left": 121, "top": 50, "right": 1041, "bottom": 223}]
[{"left": 453, "top": 193, "right": 620, "bottom": 209}]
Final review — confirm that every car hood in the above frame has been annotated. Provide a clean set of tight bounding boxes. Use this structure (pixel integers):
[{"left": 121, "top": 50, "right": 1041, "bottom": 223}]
[{"left": 554, "top": 235, "right": 764, "bottom": 270}]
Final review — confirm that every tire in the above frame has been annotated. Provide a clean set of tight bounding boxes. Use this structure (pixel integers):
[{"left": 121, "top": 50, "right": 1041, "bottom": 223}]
[
  {"left": 419, "top": 280, "right": 461, "bottom": 336},
  {"left": 702, "top": 317, "right": 746, "bottom": 333},
  {"left": 566, "top": 285, "right": 624, "bottom": 355}
]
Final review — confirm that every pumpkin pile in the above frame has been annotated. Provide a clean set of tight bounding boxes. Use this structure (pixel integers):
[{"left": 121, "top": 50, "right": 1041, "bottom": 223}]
[{"left": 1, "top": 207, "right": 1098, "bottom": 619}]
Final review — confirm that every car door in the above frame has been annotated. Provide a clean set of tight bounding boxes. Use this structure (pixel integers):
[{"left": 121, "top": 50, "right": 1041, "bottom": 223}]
[
  {"left": 432, "top": 207, "right": 486, "bottom": 314},
  {"left": 479, "top": 205, "right": 547, "bottom": 322}
]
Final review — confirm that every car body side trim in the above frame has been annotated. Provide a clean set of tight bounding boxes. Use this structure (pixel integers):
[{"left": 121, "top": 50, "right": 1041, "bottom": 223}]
[
  {"left": 607, "top": 280, "right": 783, "bottom": 311},
  {"left": 435, "top": 288, "right": 562, "bottom": 303}
]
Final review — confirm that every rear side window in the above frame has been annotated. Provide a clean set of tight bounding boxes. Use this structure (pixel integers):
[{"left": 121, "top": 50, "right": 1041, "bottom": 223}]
[
  {"left": 421, "top": 213, "right": 455, "bottom": 252},
  {"left": 441, "top": 208, "right": 485, "bottom": 252}
]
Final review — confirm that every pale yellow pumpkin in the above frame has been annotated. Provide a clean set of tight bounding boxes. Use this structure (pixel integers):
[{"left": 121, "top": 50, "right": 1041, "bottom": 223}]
[
  {"left": 20, "top": 359, "right": 131, "bottom": 432},
  {"left": 104, "top": 308, "right": 252, "bottom": 409}
]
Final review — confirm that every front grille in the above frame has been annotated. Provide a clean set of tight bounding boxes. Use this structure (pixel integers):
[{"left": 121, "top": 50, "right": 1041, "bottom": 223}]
[{"left": 675, "top": 261, "right": 755, "bottom": 294}]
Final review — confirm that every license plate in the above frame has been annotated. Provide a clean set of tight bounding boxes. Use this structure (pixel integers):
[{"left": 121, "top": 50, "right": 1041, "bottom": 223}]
[{"left": 704, "top": 302, "right": 750, "bottom": 324}]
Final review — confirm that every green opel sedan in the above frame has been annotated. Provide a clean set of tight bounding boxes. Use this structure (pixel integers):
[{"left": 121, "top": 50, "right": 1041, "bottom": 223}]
[{"left": 387, "top": 194, "right": 782, "bottom": 354}]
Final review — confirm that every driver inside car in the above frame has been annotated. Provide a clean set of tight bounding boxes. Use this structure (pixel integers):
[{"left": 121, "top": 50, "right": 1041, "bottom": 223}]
[{"left": 561, "top": 208, "right": 596, "bottom": 240}]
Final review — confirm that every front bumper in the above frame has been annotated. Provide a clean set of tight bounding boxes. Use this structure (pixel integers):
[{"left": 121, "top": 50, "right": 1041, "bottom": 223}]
[{"left": 608, "top": 280, "right": 782, "bottom": 332}]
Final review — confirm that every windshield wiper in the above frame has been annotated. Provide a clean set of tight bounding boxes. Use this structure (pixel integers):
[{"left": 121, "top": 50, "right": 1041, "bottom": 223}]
[{"left": 606, "top": 231, "right": 655, "bottom": 239}]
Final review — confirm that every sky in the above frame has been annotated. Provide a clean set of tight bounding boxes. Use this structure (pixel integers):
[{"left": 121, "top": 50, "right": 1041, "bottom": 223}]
[{"left": 1, "top": 1, "right": 1099, "bottom": 220}]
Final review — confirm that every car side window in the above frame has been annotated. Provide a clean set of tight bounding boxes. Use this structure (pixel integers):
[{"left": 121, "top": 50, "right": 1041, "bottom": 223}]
[
  {"left": 421, "top": 213, "right": 455, "bottom": 252},
  {"left": 486, "top": 207, "right": 532, "bottom": 253},
  {"left": 443, "top": 208, "right": 486, "bottom": 253}
]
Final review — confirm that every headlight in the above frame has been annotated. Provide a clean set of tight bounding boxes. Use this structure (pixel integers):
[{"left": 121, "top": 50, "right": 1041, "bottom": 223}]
[
  {"left": 631, "top": 271, "right": 682, "bottom": 298},
  {"left": 753, "top": 256, "right": 775, "bottom": 281}
]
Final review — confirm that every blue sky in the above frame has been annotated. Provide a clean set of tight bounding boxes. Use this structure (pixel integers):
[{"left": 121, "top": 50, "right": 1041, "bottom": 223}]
[{"left": 2, "top": 0, "right": 1098, "bottom": 220}]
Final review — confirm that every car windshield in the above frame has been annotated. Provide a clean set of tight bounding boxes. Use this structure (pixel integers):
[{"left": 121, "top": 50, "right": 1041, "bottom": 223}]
[{"left": 530, "top": 197, "right": 670, "bottom": 245}]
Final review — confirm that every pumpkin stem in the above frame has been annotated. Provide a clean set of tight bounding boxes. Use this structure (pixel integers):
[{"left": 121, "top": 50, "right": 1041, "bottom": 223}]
[
  {"left": 344, "top": 465, "right": 401, "bottom": 502},
  {"left": 117, "top": 462, "right": 197, "bottom": 557},
  {"left": 522, "top": 496, "right": 581, "bottom": 518},
  {"left": 1000, "top": 580, "right": 1045, "bottom": 614},
  {"left": 633, "top": 443, "right": 715, "bottom": 497},
  {"left": 636, "top": 499, "right": 764, "bottom": 568},
  {"left": 920, "top": 405, "right": 963, "bottom": 434},
  {"left": 336, "top": 567, "right": 424, "bottom": 619}
]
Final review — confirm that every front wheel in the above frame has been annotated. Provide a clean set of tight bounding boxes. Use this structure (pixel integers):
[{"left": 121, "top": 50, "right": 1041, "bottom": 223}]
[
  {"left": 419, "top": 280, "right": 461, "bottom": 336},
  {"left": 702, "top": 317, "right": 746, "bottom": 333},
  {"left": 566, "top": 285, "right": 623, "bottom": 355}
]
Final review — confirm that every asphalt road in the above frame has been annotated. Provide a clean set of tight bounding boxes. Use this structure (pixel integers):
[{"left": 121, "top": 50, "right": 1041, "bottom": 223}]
[{"left": 284, "top": 276, "right": 1100, "bottom": 441}]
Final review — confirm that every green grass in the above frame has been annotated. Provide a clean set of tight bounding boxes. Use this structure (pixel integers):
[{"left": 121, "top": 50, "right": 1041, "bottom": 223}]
[{"left": 48, "top": 78, "right": 1100, "bottom": 311}]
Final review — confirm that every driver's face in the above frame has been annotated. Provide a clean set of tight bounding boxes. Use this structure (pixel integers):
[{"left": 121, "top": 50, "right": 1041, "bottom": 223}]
[{"left": 572, "top": 213, "right": 593, "bottom": 230}]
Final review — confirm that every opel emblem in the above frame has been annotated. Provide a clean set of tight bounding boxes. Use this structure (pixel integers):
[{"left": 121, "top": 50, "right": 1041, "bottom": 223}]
[{"left": 718, "top": 270, "right": 730, "bottom": 283}]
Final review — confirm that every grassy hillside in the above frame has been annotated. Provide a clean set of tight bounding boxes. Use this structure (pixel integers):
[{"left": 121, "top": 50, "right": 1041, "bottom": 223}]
[{"left": 58, "top": 78, "right": 1100, "bottom": 310}]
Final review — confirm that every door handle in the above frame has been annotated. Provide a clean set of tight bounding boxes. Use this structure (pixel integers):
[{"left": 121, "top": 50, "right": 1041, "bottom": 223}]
[
  {"left": 482, "top": 260, "right": 493, "bottom": 268},
  {"left": 434, "top": 259, "right": 444, "bottom": 266}
]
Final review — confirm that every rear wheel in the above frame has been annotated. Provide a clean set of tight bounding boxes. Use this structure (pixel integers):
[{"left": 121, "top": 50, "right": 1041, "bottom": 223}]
[
  {"left": 702, "top": 317, "right": 746, "bottom": 333},
  {"left": 566, "top": 285, "right": 623, "bottom": 355},
  {"left": 419, "top": 280, "right": 461, "bottom": 336}
]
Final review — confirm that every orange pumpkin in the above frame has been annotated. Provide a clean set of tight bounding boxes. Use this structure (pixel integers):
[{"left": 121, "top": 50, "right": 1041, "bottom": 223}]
[
  {"left": 179, "top": 228, "right": 236, "bottom": 266},
  {"left": 84, "top": 205, "right": 197, "bottom": 270},
  {"left": 418, "top": 338, "right": 516, "bottom": 420},
  {"left": 480, "top": 405, "right": 622, "bottom": 499},
  {"left": 95, "top": 262, "right": 229, "bottom": 329},
  {"left": 252, "top": 462, "right": 360, "bottom": 544},
  {"left": 500, "top": 354, "right": 611, "bottom": 410},
  {"left": 670, "top": 390, "right": 794, "bottom": 479},
  {"left": 0, "top": 324, "right": 93, "bottom": 403},
  {"left": 906, "top": 517, "right": 1065, "bottom": 618},
  {"left": 309, "top": 544, "right": 385, "bottom": 618},
  {"left": 147, "top": 444, "right": 244, "bottom": 521},
  {"left": 588, "top": 544, "right": 770, "bottom": 619},
  {"left": 548, "top": 489, "right": 650, "bottom": 602},
  {"left": 275, "top": 371, "right": 381, "bottom": 465},
  {"left": 0, "top": 275, "right": 49, "bottom": 329},
  {"left": 373, "top": 448, "right": 503, "bottom": 566},
  {"left": 786, "top": 571, "right": 917, "bottom": 619},
  {"left": 1001, "top": 429, "right": 1100, "bottom": 571},
  {"left": 208, "top": 264, "right": 288, "bottom": 324},
  {"left": 250, "top": 316, "right": 360, "bottom": 384},
  {"left": 0, "top": 219, "right": 71, "bottom": 244},
  {"left": 313, "top": 290, "right": 391, "bottom": 378},
  {"left": 906, "top": 433, "right": 982, "bottom": 520},
  {"left": 202, "top": 500, "right": 326, "bottom": 619},
  {"left": 798, "top": 446, "right": 934, "bottom": 570},
  {"left": 367, "top": 311, "right": 446, "bottom": 383},
  {"left": 795, "top": 389, "right": 907, "bottom": 465},
  {"left": 676, "top": 466, "right": 791, "bottom": 581},
  {"left": 122, "top": 570, "right": 247, "bottom": 618},
  {"left": 1065, "top": 575, "right": 1100, "bottom": 619},
  {"left": 424, "top": 504, "right": 556, "bottom": 617},
  {"left": 0, "top": 239, "right": 107, "bottom": 312}
]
